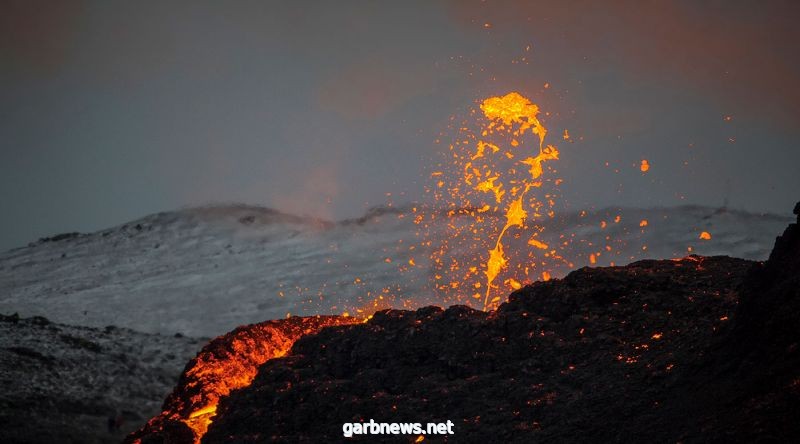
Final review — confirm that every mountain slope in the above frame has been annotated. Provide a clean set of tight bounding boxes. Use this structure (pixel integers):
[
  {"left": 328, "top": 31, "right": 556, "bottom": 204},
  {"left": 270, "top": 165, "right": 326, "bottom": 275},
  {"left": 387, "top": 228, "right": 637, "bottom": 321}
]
[
  {"left": 0, "top": 314, "right": 202, "bottom": 444},
  {"left": 0, "top": 204, "right": 790, "bottom": 337}
]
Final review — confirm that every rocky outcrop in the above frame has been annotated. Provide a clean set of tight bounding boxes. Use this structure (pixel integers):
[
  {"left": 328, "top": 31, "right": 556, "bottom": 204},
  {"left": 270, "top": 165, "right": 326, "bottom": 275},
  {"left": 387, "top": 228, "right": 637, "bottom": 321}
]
[
  {"left": 202, "top": 255, "right": 768, "bottom": 443},
  {"left": 678, "top": 201, "right": 800, "bottom": 441}
]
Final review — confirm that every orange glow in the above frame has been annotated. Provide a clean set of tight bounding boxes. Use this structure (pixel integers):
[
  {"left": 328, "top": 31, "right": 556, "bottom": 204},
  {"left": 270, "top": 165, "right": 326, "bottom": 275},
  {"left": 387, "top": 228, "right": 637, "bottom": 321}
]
[
  {"left": 422, "top": 91, "right": 672, "bottom": 312},
  {"left": 134, "top": 316, "right": 357, "bottom": 443},
  {"left": 506, "top": 278, "right": 523, "bottom": 290},
  {"left": 427, "top": 92, "right": 562, "bottom": 311},
  {"left": 699, "top": 231, "right": 712, "bottom": 240},
  {"left": 528, "top": 238, "right": 548, "bottom": 249}
]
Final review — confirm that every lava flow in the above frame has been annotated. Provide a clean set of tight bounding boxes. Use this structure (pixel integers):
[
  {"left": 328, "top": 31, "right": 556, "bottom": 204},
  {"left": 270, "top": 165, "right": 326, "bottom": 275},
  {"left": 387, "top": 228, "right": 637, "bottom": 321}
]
[
  {"left": 126, "top": 315, "right": 357, "bottom": 444},
  {"left": 426, "top": 92, "right": 564, "bottom": 310}
]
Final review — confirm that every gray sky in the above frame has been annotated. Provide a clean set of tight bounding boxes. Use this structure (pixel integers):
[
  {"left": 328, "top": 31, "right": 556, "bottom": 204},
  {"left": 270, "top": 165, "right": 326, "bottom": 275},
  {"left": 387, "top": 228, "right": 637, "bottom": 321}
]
[{"left": 1, "top": 0, "right": 799, "bottom": 251}]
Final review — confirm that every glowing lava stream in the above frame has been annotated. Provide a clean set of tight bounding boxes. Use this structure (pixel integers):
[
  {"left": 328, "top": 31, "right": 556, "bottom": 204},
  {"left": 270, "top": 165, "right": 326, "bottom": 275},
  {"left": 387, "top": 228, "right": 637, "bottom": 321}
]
[{"left": 128, "top": 316, "right": 359, "bottom": 444}]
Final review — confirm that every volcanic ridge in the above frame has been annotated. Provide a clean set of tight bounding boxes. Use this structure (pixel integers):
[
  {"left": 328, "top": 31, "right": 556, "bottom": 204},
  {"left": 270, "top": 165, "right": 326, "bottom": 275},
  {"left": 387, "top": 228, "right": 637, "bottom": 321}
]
[{"left": 127, "top": 202, "right": 800, "bottom": 443}]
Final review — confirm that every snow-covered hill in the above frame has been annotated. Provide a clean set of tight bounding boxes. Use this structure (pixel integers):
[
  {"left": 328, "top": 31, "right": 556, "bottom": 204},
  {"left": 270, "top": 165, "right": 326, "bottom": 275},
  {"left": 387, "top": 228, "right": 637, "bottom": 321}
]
[
  {"left": 0, "top": 204, "right": 791, "bottom": 337},
  {"left": 0, "top": 313, "right": 201, "bottom": 443}
]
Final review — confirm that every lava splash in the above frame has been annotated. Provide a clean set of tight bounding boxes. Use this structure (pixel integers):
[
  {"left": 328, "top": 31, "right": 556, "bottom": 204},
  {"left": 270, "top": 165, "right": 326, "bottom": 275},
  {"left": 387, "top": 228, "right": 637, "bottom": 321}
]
[{"left": 427, "top": 92, "right": 563, "bottom": 311}]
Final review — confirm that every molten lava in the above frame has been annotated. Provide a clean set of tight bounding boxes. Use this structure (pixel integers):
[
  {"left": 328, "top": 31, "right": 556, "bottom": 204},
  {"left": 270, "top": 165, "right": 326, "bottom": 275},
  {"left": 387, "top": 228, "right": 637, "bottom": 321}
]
[
  {"left": 479, "top": 93, "right": 560, "bottom": 309},
  {"left": 427, "top": 92, "right": 563, "bottom": 310},
  {"left": 127, "top": 315, "right": 357, "bottom": 444},
  {"left": 129, "top": 91, "right": 728, "bottom": 443}
]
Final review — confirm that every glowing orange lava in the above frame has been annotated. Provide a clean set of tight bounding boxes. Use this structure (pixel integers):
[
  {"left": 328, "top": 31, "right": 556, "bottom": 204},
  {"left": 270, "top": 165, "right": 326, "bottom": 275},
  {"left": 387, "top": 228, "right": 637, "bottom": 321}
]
[
  {"left": 129, "top": 316, "right": 357, "bottom": 444},
  {"left": 427, "top": 92, "right": 563, "bottom": 310}
]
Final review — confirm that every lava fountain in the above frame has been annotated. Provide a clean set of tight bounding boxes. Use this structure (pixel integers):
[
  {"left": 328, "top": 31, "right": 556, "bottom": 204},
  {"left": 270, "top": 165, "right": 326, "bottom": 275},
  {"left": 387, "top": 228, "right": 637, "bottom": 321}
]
[
  {"left": 129, "top": 92, "right": 564, "bottom": 443},
  {"left": 427, "top": 92, "right": 564, "bottom": 310}
]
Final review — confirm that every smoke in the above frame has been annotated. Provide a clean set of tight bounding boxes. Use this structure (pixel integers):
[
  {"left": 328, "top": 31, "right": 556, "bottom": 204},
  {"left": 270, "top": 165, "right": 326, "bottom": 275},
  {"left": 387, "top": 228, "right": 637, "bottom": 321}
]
[{"left": 267, "top": 163, "right": 341, "bottom": 222}]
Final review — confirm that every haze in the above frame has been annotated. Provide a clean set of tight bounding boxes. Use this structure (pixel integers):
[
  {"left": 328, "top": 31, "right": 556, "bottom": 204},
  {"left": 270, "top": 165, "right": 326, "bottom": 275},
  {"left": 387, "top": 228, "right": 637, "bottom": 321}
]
[{"left": 1, "top": 0, "right": 798, "bottom": 251}]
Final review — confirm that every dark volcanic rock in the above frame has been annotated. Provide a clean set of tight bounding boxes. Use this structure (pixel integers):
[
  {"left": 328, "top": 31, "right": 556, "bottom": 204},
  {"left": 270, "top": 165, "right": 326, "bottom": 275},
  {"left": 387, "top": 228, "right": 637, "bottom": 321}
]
[
  {"left": 120, "top": 202, "right": 799, "bottom": 443},
  {"left": 672, "top": 202, "right": 800, "bottom": 442},
  {"left": 202, "top": 254, "right": 781, "bottom": 443}
]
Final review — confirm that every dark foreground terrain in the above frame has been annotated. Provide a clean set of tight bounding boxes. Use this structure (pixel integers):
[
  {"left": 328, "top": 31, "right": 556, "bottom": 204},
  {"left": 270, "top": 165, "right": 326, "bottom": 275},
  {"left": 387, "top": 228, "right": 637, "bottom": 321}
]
[
  {"left": 2, "top": 204, "right": 797, "bottom": 443},
  {"left": 0, "top": 315, "right": 202, "bottom": 444},
  {"left": 125, "top": 205, "right": 800, "bottom": 443}
]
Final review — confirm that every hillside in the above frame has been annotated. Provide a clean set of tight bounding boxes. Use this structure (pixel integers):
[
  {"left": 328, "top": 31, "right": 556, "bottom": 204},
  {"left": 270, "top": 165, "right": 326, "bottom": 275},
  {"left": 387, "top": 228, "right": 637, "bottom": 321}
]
[{"left": 0, "top": 204, "right": 790, "bottom": 337}]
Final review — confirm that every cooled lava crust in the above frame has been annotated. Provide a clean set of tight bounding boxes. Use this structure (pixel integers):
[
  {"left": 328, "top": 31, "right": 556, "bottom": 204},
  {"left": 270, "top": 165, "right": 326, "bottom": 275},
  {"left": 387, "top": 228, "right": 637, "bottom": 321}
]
[{"left": 133, "top": 204, "right": 800, "bottom": 443}]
